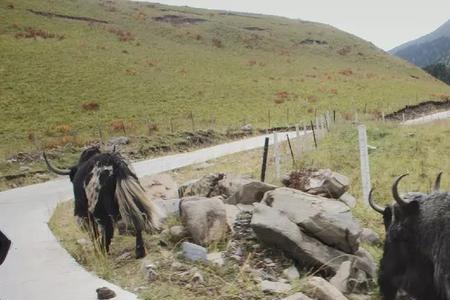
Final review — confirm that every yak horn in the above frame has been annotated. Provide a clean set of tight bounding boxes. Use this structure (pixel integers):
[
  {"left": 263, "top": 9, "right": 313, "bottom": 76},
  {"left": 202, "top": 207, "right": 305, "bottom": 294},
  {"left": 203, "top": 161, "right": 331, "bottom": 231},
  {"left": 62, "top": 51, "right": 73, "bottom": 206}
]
[
  {"left": 368, "top": 189, "right": 384, "bottom": 214},
  {"left": 43, "top": 152, "right": 71, "bottom": 176},
  {"left": 392, "top": 173, "right": 409, "bottom": 206},
  {"left": 433, "top": 172, "right": 443, "bottom": 192}
]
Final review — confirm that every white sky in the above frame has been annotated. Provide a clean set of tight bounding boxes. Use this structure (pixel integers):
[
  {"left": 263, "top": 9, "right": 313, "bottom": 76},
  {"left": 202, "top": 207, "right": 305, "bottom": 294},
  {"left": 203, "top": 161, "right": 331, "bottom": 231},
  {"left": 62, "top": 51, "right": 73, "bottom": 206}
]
[{"left": 142, "top": 0, "right": 450, "bottom": 50}]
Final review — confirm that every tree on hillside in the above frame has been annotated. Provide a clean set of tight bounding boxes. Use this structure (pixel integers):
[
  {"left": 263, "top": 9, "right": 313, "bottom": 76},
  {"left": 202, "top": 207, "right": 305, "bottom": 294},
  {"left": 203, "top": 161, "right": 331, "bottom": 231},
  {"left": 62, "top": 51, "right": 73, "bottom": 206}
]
[{"left": 423, "top": 63, "right": 450, "bottom": 85}]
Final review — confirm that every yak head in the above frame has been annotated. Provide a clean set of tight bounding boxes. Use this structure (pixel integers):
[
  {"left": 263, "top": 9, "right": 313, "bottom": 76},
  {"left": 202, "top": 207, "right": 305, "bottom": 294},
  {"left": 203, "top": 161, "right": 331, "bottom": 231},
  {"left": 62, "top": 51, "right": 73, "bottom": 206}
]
[
  {"left": 43, "top": 146, "right": 102, "bottom": 181},
  {"left": 369, "top": 173, "right": 442, "bottom": 235}
]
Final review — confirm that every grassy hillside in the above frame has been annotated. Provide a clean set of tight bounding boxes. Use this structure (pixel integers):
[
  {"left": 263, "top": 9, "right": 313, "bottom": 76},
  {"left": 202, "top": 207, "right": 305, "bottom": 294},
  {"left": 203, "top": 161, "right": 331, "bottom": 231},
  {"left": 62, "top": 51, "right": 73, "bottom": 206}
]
[{"left": 1, "top": 0, "right": 450, "bottom": 159}]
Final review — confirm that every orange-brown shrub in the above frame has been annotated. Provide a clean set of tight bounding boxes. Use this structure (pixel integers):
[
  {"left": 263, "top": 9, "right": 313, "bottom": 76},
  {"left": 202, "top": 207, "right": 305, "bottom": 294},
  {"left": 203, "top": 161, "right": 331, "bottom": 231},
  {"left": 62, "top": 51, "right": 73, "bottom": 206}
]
[
  {"left": 212, "top": 38, "right": 223, "bottom": 48},
  {"left": 55, "top": 124, "right": 72, "bottom": 134},
  {"left": 339, "top": 69, "right": 353, "bottom": 76},
  {"left": 81, "top": 102, "right": 100, "bottom": 111},
  {"left": 15, "top": 27, "right": 64, "bottom": 40}
]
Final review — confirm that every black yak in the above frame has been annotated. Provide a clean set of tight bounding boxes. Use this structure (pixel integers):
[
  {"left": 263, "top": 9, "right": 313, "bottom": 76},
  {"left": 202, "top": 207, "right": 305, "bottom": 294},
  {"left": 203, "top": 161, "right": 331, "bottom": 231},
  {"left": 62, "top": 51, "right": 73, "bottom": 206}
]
[
  {"left": 369, "top": 173, "right": 450, "bottom": 300},
  {"left": 44, "top": 146, "right": 162, "bottom": 258},
  {"left": 0, "top": 230, "right": 11, "bottom": 266}
]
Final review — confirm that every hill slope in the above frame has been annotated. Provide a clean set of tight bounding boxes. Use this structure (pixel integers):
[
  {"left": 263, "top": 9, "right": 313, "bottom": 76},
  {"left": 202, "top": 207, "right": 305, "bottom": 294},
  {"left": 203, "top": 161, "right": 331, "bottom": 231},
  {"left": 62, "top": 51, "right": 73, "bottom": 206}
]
[
  {"left": 391, "top": 18, "right": 450, "bottom": 67},
  {"left": 1, "top": 0, "right": 449, "bottom": 157}
]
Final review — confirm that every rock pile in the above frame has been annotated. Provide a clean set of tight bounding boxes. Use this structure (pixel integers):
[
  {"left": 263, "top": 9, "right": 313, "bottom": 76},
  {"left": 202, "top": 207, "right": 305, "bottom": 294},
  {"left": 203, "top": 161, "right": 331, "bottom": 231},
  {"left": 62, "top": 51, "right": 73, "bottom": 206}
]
[{"left": 148, "top": 171, "right": 376, "bottom": 300}]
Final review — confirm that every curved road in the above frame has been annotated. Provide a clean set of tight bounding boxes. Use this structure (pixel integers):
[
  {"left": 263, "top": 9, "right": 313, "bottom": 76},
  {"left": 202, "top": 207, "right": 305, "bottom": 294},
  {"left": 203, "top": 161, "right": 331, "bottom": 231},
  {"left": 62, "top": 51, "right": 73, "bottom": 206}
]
[{"left": 0, "top": 131, "right": 298, "bottom": 300}]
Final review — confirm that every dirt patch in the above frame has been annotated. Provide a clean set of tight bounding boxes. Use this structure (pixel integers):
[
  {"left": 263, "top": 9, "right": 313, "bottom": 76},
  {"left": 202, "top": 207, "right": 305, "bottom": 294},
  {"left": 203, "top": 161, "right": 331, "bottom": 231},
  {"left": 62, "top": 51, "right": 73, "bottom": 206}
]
[
  {"left": 242, "top": 26, "right": 266, "bottom": 31},
  {"left": 152, "top": 15, "right": 206, "bottom": 25},
  {"left": 299, "top": 39, "right": 328, "bottom": 45},
  {"left": 28, "top": 9, "right": 109, "bottom": 24},
  {"left": 386, "top": 100, "right": 450, "bottom": 121}
]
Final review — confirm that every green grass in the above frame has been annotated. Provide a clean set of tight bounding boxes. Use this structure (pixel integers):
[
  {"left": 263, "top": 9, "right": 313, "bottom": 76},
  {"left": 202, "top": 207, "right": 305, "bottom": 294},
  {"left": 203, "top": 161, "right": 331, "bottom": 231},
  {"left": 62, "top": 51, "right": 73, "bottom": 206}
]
[{"left": 1, "top": 0, "right": 450, "bottom": 160}]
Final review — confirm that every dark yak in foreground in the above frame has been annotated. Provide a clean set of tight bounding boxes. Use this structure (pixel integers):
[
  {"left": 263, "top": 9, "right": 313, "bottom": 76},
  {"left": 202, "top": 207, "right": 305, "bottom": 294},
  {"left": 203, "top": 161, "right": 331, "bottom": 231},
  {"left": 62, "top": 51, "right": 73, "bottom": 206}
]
[
  {"left": 369, "top": 173, "right": 450, "bottom": 300},
  {"left": 44, "top": 146, "right": 161, "bottom": 258}
]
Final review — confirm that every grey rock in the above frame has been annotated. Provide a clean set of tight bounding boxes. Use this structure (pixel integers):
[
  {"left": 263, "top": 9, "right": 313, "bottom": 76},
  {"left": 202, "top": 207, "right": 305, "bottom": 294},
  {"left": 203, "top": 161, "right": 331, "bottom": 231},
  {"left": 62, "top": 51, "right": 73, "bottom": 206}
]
[
  {"left": 339, "top": 192, "right": 357, "bottom": 208},
  {"left": 354, "top": 248, "right": 377, "bottom": 278},
  {"left": 96, "top": 287, "right": 116, "bottom": 299},
  {"left": 140, "top": 257, "right": 157, "bottom": 276},
  {"left": 251, "top": 203, "right": 348, "bottom": 274},
  {"left": 262, "top": 187, "right": 361, "bottom": 253},
  {"left": 207, "top": 252, "right": 225, "bottom": 266},
  {"left": 107, "top": 136, "right": 129, "bottom": 146},
  {"left": 178, "top": 173, "right": 224, "bottom": 198},
  {"left": 169, "top": 225, "right": 186, "bottom": 240},
  {"left": 282, "top": 292, "right": 313, "bottom": 300},
  {"left": 330, "top": 260, "right": 353, "bottom": 293},
  {"left": 359, "top": 228, "right": 380, "bottom": 245},
  {"left": 236, "top": 203, "right": 255, "bottom": 212},
  {"left": 305, "top": 276, "right": 348, "bottom": 300},
  {"left": 347, "top": 294, "right": 372, "bottom": 300},
  {"left": 140, "top": 173, "right": 178, "bottom": 201},
  {"left": 259, "top": 280, "right": 291, "bottom": 293},
  {"left": 282, "top": 265, "right": 300, "bottom": 281},
  {"left": 192, "top": 271, "right": 204, "bottom": 283},
  {"left": 215, "top": 174, "right": 255, "bottom": 198},
  {"left": 116, "top": 251, "right": 132, "bottom": 262},
  {"left": 225, "top": 204, "right": 240, "bottom": 232},
  {"left": 241, "top": 124, "right": 253, "bottom": 132},
  {"left": 226, "top": 181, "right": 277, "bottom": 205},
  {"left": 155, "top": 198, "right": 180, "bottom": 217},
  {"left": 283, "top": 169, "right": 350, "bottom": 199},
  {"left": 180, "top": 196, "right": 228, "bottom": 245},
  {"left": 181, "top": 242, "right": 207, "bottom": 262}
]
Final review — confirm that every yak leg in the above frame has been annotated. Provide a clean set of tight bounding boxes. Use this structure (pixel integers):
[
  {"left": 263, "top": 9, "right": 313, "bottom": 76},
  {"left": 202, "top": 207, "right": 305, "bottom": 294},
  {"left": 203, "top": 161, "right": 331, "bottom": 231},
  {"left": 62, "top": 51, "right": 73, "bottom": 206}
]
[
  {"left": 135, "top": 230, "right": 145, "bottom": 259},
  {"left": 379, "top": 276, "right": 398, "bottom": 300},
  {"left": 103, "top": 217, "right": 114, "bottom": 254}
]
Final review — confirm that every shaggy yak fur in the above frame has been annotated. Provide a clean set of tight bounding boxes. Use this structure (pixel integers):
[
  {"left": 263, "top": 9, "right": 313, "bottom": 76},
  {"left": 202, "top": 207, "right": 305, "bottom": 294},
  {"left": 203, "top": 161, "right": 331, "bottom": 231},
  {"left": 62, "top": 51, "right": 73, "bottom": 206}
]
[
  {"left": 44, "top": 146, "right": 162, "bottom": 258},
  {"left": 369, "top": 173, "right": 450, "bottom": 300}
]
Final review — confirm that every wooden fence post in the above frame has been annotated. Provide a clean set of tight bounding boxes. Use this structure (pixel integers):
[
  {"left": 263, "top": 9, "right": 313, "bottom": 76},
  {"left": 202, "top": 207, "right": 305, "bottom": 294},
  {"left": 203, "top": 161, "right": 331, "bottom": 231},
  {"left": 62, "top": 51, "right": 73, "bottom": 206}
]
[
  {"left": 260, "top": 137, "right": 269, "bottom": 182},
  {"left": 310, "top": 120, "right": 318, "bottom": 149},
  {"left": 286, "top": 134, "right": 296, "bottom": 166}
]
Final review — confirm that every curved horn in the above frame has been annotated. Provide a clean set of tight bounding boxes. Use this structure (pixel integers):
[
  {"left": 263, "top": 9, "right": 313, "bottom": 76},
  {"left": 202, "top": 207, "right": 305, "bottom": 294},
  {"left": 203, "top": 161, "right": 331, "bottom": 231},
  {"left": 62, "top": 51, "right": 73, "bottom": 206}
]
[
  {"left": 43, "top": 152, "right": 71, "bottom": 176},
  {"left": 368, "top": 189, "right": 384, "bottom": 214},
  {"left": 392, "top": 173, "right": 409, "bottom": 206},
  {"left": 433, "top": 172, "right": 443, "bottom": 192}
]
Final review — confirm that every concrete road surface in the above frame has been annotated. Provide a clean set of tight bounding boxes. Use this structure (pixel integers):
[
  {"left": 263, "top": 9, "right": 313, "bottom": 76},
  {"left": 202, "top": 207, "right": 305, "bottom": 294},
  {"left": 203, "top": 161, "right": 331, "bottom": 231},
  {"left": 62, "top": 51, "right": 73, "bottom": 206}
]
[{"left": 0, "top": 131, "right": 298, "bottom": 300}]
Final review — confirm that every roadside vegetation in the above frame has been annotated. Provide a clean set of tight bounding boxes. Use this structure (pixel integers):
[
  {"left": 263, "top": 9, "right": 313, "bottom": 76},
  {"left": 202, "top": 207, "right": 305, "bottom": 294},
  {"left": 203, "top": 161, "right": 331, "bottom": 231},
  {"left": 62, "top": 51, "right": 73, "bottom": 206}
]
[{"left": 50, "top": 118, "right": 449, "bottom": 299}]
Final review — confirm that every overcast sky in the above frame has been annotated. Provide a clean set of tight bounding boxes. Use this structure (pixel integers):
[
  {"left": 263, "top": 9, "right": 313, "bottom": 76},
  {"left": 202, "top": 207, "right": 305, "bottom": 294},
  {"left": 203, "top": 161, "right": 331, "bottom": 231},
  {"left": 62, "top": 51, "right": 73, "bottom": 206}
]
[{"left": 142, "top": 0, "right": 450, "bottom": 50}]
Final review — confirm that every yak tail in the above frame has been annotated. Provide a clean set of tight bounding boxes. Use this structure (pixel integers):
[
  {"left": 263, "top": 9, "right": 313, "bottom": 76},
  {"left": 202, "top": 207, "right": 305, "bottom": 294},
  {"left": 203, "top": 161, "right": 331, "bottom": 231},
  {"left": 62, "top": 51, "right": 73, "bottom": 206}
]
[{"left": 114, "top": 176, "right": 162, "bottom": 233}]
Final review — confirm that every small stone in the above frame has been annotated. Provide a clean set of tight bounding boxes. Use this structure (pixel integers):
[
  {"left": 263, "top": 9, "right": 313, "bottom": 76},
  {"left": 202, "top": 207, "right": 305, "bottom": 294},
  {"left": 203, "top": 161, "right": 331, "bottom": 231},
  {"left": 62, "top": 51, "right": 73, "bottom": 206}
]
[
  {"left": 259, "top": 280, "right": 292, "bottom": 293},
  {"left": 107, "top": 136, "right": 129, "bottom": 146},
  {"left": 96, "top": 287, "right": 116, "bottom": 299},
  {"left": 169, "top": 225, "right": 186, "bottom": 239},
  {"left": 241, "top": 124, "right": 253, "bottom": 132},
  {"left": 182, "top": 242, "right": 207, "bottom": 262},
  {"left": 359, "top": 228, "right": 380, "bottom": 245},
  {"left": 282, "top": 292, "right": 313, "bottom": 300},
  {"left": 116, "top": 251, "right": 132, "bottom": 262},
  {"left": 339, "top": 192, "right": 357, "bottom": 209},
  {"left": 283, "top": 265, "right": 300, "bottom": 281},
  {"left": 207, "top": 252, "right": 225, "bottom": 266},
  {"left": 305, "top": 276, "right": 348, "bottom": 300},
  {"left": 192, "top": 271, "right": 204, "bottom": 283}
]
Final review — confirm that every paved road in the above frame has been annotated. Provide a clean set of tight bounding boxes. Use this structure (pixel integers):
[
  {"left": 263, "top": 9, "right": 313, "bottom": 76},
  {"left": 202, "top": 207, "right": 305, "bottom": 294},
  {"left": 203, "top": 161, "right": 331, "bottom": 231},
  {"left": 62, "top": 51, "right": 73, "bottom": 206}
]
[
  {"left": 0, "top": 131, "right": 298, "bottom": 300},
  {"left": 403, "top": 110, "right": 450, "bottom": 125}
]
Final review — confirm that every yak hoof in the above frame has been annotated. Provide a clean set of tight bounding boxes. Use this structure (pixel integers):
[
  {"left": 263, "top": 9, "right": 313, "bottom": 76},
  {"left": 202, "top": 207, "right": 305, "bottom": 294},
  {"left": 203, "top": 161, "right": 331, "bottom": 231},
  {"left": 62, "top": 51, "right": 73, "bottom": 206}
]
[{"left": 135, "top": 248, "right": 146, "bottom": 259}]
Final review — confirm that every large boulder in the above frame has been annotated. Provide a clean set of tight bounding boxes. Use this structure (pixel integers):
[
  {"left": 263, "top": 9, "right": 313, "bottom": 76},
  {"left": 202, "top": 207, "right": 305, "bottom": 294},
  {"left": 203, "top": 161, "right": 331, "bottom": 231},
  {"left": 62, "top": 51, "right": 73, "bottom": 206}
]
[
  {"left": 225, "top": 181, "right": 277, "bottom": 205},
  {"left": 262, "top": 188, "right": 361, "bottom": 253},
  {"left": 250, "top": 204, "right": 348, "bottom": 275},
  {"left": 282, "top": 169, "right": 350, "bottom": 199},
  {"left": 140, "top": 173, "right": 178, "bottom": 201},
  {"left": 178, "top": 174, "right": 225, "bottom": 198},
  {"left": 180, "top": 196, "right": 228, "bottom": 245},
  {"left": 215, "top": 173, "right": 255, "bottom": 198}
]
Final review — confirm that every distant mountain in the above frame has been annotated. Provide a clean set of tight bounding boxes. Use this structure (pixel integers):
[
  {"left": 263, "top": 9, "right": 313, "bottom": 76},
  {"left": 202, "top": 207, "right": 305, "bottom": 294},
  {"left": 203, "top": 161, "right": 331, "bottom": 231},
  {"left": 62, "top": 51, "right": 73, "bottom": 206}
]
[{"left": 390, "top": 18, "right": 450, "bottom": 67}]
